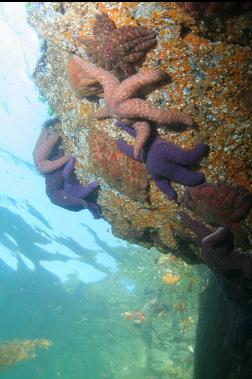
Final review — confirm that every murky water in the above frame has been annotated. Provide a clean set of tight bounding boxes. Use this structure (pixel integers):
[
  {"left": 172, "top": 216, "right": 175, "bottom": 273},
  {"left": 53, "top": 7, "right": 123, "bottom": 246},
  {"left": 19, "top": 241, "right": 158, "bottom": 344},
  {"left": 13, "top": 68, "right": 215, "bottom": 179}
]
[{"left": 0, "top": 3, "right": 205, "bottom": 378}]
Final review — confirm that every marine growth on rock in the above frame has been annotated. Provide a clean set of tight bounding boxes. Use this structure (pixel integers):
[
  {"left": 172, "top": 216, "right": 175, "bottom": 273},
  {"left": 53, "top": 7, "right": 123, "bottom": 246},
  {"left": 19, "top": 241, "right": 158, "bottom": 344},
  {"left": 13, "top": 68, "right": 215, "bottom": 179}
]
[
  {"left": 183, "top": 182, "right": 252, "bottom": 249},
  {"left": 88, "top": 128, "right": 150, "bottom": 202}
]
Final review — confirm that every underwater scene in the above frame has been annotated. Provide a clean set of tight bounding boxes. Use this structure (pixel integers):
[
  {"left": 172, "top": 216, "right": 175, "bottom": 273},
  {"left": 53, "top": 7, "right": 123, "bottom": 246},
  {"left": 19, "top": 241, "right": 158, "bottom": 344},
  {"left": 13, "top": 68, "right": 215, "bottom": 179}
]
[{"left": 0, "top": 2, "right": 252, "bottom": 379}]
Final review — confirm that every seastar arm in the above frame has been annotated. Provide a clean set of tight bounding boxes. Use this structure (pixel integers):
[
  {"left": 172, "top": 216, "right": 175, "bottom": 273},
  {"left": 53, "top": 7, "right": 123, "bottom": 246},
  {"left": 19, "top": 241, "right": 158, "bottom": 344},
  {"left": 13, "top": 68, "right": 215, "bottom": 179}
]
[
  {"left": 115, "top": 119, "right": 152, "bottom": 159},
  {"left": 123, "top": 52, "right": 145, "bottom": 63},
  {"left": 63, "top": 157, "right": 100, "bottom": 198},
  {"left": 202, "top": 227, "right": 235, "bottom": 264},
  {"left": 114, "top": 26, "right": 156, "bottom": 48},
  {"left": 114, "top": 120, "right": 137, "bottom": 137},
  {"left": 231, "top": 188, "right": 252, "bottom": 221},
  {"left": 227, "top": 222, "right": 251, "bottom": 250},
  {"left": 33, "top": 129, "right": 70, "bottom": 174},
  {"left": 132, "top": 37, "right": 157, "bottom": 53},
  {"left": 91, "top": 106, "right": 111, "bottom": 120},
  {"left": 115, "top": 99, "right": 194, "bottom": 128},
  {"left": 160, "top": 141, "right": 209, "bottom": 166},
  {"left": 115, "top": 70, "right": 168, "bottom": 102},
  {"left": 88, "top": 202, "right": 102, "bottom": 219},
  {"left": 129, "top": 31, "right": 157, "bottom": 53},
  {"left": 202, "top": 226, "right": 232, "bottom": 247},
  {"left": 153, "top": 176, "right": 177, "bottom": 201},
  {"left": 64, "top": 181, "right": 100, "bottom": 199},
  {"left": 37, "top": 156, "right": 70, "bottom": 175},
  {"left": 33, "top": 127, "right": 49, "bottom": 147},
  {"left": 217, "top": 252, "right": 252, "bottom": 279},
  {"left": 33, "top": 128, "right": 53, "bottom": 162},
  {"left": 202, "top": 227, "right": 252, "bottom": 277},
  {"left": 62, "top": 156, "right": 76, "bottom": 180},
  {"left": 71, "top": 56, "right": 119, "bottom": 97},
  {"left": 178, "top": 211, "right": 212, "bottom": 244},
  {"left": 93, "top": 12, "right": 116, "bottom": 37},
  {"left": 157, "top": 161, "right": 205, "bottom": 186},
  {"left": 48, "top": 190, "right": 102, "bottom": 219},
  {"left": 116, "top": 139, "right": 144, "bottom": 162},
  {"left": 133, "top": 121, "right": 151, "bottom": 158},
  {"left": 116, "top": 62, "right": 137, "bottom": 79}
]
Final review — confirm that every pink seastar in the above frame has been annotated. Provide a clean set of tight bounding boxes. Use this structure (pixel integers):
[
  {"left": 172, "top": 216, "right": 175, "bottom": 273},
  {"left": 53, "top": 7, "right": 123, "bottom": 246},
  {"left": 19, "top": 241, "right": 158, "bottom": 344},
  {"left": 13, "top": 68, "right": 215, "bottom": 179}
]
[
  {"left": 69, "top": 55, "right": 195, "bottom": 158},
  {"left": 33, "top": 127, "right": 70, "bottom": 174}
]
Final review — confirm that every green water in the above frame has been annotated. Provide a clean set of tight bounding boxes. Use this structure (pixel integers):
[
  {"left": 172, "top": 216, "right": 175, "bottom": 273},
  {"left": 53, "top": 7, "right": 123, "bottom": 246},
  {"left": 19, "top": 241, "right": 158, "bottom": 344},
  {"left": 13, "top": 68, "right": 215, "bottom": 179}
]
[
  {"left": 0, "top": 238, "right": 205, "bottom": 379},
  {"left": 0, "top": 3, "right": 207, "bottom": 378}
]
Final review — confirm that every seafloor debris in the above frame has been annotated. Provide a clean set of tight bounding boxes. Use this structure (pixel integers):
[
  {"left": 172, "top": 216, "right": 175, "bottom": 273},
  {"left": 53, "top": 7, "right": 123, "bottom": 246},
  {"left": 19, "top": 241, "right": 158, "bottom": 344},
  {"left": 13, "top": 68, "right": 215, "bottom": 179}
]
[{"left": 0, "top": 339, "right": 52, "bottom": 370}]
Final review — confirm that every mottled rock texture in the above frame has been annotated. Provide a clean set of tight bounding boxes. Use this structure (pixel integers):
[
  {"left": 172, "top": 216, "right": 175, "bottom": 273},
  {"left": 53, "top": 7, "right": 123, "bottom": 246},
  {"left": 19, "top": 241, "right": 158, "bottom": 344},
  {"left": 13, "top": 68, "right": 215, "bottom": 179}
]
[
  {"left": 28, "top": 2, "right": 252, "bottom": 258},
  {"left": 88, "top": 129, "right": 150, "bottom": 202}
]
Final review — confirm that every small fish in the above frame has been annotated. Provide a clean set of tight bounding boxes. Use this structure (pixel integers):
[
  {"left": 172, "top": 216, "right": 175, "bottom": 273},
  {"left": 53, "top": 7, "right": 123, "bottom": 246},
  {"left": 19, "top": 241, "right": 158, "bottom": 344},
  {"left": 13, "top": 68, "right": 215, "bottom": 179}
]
[
  {"left": 163, "top": 272, "right": 181, "bottom": 285},
  {"left": 121, "top": 311, "right": 145, "bottom": 323}
]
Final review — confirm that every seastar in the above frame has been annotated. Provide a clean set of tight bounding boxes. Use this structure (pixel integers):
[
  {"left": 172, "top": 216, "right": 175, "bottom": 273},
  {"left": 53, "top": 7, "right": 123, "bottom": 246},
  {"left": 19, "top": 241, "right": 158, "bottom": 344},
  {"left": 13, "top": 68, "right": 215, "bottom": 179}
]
[
  {"left": 115, "top": 120, "right": 208, "bottom": 201},
  {"left": 34, "top": 119, "right": 102, "bottom": 218},
  {"left": 68, "top": 58, "right": 103, "bottom": 98},
  {"left": 179, "top": 211, "right": 252, "bottom": 279},
  {"left": 33, "top": 120, "right": 70, "bottom": 174},
  {"left": 70, "top": 55, "right": 195, "bottom": 158},
  {"left": 45, "top": 154, "right": 102, "bottom": 219},
  {"left": 183, "top": 182, "right": 252, "bottom": 249},
  {"left": 82, "top": 12, "right": 156, "bottom": 80}
]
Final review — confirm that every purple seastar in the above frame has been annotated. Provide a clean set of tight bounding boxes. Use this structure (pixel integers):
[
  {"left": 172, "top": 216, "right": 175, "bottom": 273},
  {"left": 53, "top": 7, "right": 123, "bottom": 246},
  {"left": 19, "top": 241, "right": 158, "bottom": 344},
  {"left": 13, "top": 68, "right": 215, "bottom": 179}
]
[
  {"left": 115, "top": 120, "right": 208, "bottom": 201},
  {"left": 45, "top": 154, "right": 102, "bottom": 219},
  {"left": 35, "top": 118, "right": 102, "bottom": 219},
  {"left": 179, "top": 211, "right": 252, "bottom": 279}
]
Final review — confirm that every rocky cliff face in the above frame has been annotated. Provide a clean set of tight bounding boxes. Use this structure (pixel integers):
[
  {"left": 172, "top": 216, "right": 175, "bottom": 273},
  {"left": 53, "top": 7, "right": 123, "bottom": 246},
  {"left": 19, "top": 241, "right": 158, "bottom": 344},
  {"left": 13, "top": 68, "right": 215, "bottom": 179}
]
[{"left": 27, "top": 2, "right": 252, "bottom": 262}]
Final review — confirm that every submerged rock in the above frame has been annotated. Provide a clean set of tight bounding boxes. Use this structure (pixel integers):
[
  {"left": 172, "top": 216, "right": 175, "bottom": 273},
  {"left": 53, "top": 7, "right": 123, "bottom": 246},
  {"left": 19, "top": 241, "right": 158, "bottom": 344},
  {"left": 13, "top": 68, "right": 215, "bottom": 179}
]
[{"left": 28, "top": 2, "right": 252, "bottom": 259}]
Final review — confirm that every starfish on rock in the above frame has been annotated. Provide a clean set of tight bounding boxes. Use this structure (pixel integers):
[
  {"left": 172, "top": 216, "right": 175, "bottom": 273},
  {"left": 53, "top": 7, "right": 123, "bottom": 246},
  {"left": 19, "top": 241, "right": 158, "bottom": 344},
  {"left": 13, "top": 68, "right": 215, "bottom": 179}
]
[
  {"left": 70, "top": 55, "right": 195, "bottom": 158},
  {"left": 115, "top": 120, "right": 208, "bottom": 201},
  {"left": 33, "top": 120, "right": 70, "bottom": 174},
  {"left": 45, "top": 155, "right": 102, "bottom": 219},
  {"left": 82, "top": 12, "right": 156, "bottom": 80},
  {"left": 183, "top": 182, "right": 252, "bottom": 249},
  {"left": 33, "top": 119, "right": 102, "bottom": 219},
  {"left": 68, "top": 58, "right": 103, "bottom": 98},
  {"left": 179, "top": 211, "right": 252, "bottom": 280}
]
